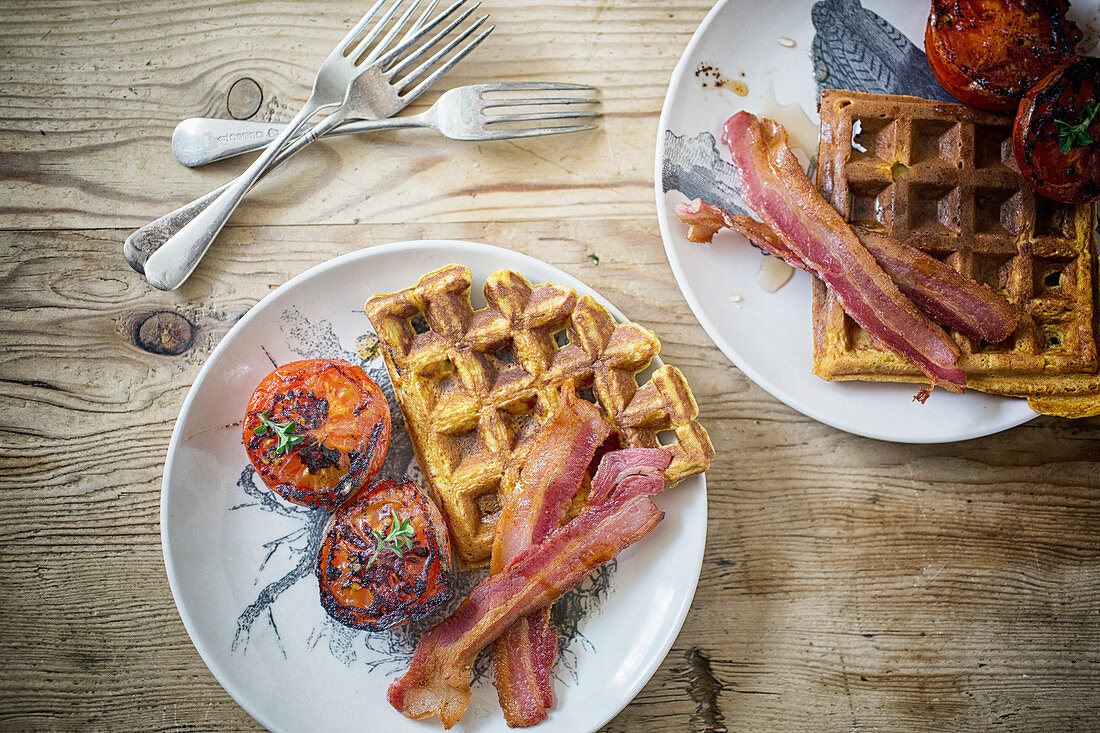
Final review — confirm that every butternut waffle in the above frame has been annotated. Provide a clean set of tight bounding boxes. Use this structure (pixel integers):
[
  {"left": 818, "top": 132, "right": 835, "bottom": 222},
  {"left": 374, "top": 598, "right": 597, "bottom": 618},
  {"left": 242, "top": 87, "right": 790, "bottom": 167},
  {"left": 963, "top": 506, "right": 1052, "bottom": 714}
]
[
  {"left": 813, "top": 89, "right": 1100, "bottom": 417},
  {"left": 366, "top": 264, "right": 714, "bottom": 567}
]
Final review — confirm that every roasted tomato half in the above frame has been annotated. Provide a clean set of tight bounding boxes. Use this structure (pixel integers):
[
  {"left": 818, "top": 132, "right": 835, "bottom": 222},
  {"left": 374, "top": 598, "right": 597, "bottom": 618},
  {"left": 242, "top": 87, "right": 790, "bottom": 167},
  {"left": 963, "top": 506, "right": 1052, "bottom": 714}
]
[
  {"left": 317, "top": 476, "right": 453, "bottom": 631},
  {"left": 925, "top": 0, "right": 1081, "bottom": 112},
  {"left": 243, "top": 359, "right": 390, "bottom": 510},
  {"left": 1014, "top": 56, "right": 1100, "bottom": 204}
]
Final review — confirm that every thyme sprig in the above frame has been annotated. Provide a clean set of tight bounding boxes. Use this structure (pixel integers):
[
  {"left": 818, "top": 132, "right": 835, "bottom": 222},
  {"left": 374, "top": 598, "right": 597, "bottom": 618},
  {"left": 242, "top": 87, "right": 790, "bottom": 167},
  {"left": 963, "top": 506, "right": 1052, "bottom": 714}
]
[
  {"left": 365, "top": 509, "right": 415, "bottom": 570},
  {"left": 1055, "top": 101, "right": 1099, "bottom": 154},
  {"left": 253, "top": 410, "right": 306, "bottom": 455}
]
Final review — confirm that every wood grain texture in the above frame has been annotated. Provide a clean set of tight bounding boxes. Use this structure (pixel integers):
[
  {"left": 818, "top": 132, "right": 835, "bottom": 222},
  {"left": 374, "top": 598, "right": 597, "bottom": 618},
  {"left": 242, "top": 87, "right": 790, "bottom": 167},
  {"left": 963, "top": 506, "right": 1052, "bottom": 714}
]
[
  {"left": 0, "top": 0, "right": 707, "bottom": 230},
  {"left": 2, "top": 1, "right": 1100, "bottom": 732}
]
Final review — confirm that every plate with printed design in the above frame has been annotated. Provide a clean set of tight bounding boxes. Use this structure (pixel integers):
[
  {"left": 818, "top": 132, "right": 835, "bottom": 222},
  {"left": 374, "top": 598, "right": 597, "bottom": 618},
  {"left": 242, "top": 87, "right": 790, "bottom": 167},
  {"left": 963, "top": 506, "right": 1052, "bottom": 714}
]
[
  {"left": 654, "top": 0, "right": 1100, "bottom": 442},
  {"left": 161, "top": 240, "right": 706, "bottom": 732}
]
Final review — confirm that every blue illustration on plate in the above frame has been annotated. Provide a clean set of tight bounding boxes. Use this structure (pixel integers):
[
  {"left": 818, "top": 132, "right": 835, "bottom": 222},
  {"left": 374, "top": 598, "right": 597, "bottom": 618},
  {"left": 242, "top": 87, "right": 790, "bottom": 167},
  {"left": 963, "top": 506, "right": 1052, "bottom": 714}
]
[
  {"left": 809, "top": 0, "right": 957, "bottom": 103},
  {"left": 228, "top": 307, "right": 614, "bottom": 685},
  {"left": 661, "top": 129, "right": 748, "bottom": 217},
  {"left": 662, "top": 0, "right": 957, "bottom": 211}
]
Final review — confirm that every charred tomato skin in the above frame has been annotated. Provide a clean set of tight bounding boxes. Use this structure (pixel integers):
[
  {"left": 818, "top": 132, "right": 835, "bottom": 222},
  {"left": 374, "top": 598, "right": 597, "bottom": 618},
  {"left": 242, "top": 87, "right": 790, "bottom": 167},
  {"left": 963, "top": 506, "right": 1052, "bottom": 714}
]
[
  {"left": 243, "top": 359, "right": 390, "bottom": 510},
  {"left": 925, "top": 0, "right": 1081, "bottom": 112},
  {"left": 317, "top": 476, "right": 453, "bottom": 631},
  {"left": 1014, "top": 56, "right": 1100, "bottom": 204}
]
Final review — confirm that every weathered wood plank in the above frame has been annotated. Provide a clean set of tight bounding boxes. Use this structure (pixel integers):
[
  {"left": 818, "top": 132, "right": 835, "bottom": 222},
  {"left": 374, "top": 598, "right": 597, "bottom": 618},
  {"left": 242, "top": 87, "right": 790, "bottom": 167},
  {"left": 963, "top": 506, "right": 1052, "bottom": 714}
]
[
  {"left": 3, "top": 0, "right": 1100, "bottom": 731},
  {"left": 0, "top": 0, "right": 712, "bottom": 230}
]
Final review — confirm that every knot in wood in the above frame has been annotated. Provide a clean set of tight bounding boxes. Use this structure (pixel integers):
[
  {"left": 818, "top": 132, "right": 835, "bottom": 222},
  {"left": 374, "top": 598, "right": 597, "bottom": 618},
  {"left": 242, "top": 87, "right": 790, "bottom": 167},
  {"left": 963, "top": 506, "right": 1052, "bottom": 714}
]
[
  {"left": 685, "top": 648, "right": 727, "bottom": 733},
  {"left": 227, "top": 77, "right": 263, "bottom": 120},
  {"left": 135, "top": 311, "right": 196, "bottom": 355}
]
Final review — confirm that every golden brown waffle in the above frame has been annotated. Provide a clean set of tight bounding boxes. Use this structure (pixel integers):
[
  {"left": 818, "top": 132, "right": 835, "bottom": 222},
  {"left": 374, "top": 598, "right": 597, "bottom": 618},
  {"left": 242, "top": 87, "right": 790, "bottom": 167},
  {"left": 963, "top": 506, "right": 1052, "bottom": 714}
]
[
  {"left": 813, "top": 89, "right": 1100, "bottom": 417},
  {"left": 366, "top": 264, "right": 715, "bottom": 567}
]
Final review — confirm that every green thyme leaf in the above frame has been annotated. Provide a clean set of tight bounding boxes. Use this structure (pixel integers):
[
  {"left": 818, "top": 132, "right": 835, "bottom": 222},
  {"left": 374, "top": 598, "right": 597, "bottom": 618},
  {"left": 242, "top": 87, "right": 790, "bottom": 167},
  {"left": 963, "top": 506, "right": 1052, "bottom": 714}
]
[
  {"left": 256, "top": 410, "right": 305, "bottom": 455},
  {"left": 365, "top": 509, "right": 417, "bottom": 570},
  {"left": 587, "top": 253, "right": 599, "bottom": 265},
  {"left": 1055, "top": 102, "right": 1099, "bottom": 155}
]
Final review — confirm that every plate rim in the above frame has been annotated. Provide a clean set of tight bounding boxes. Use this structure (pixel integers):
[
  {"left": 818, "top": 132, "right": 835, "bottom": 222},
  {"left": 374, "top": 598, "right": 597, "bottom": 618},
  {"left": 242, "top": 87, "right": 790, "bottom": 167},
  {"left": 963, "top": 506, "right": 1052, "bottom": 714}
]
[
  {"left": 160, "top": 239, "right": 708, "bottom": 733},
  {"left": 652, "top": 0, "right": 1038, "bottom": 443}
]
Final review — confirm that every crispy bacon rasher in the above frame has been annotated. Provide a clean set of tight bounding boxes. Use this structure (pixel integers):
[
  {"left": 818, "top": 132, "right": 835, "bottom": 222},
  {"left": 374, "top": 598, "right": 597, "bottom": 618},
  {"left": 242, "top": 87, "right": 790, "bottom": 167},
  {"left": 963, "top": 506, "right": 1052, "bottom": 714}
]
[
  {"left": 675, "top": 198, "right": 1018, "bottom": 344},
  {"left": 719, "top": 111, "right": 967, "bottom": 391},
  {"left": 854, "top": 228, "right": 1018, "bottom": 343},
  {"left": 589, "top": 447, "right": 671, "bottom": 505},
  {"left": 387, "top": 449, "right": 671, "bottom": 728},
  {"left": 490, "top": 388, "right": 612, "bottom": 728}
]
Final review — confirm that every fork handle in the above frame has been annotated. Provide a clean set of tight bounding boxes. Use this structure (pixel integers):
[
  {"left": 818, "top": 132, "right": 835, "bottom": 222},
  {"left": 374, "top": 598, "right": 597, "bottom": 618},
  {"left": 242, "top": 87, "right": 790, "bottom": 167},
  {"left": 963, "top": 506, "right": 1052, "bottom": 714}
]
[
  {"left": 127, "top": 112, "right": 428, "bottom": 274},
  {"left": 172, "top": 118, "right": 301, "bottom": 167},
  {"left": 142, "top": 101, "right": 335, "bottom": 290},
  {"left": 126, "top": 113, "right": 347, "bottom": 274},
  {"left": 173, "top": 115, "right": 430, "bottom": 167}
]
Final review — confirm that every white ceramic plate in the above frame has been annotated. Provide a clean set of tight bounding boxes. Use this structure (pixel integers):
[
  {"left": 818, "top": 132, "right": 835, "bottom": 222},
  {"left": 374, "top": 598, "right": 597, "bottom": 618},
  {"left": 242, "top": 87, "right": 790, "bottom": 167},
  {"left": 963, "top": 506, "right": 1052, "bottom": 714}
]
[
  {"left": 161, "top": 240, "right": 706, "bottom": 733},
  {"left": 653, "top": 0, "right": 1100, "bottom": 442}
]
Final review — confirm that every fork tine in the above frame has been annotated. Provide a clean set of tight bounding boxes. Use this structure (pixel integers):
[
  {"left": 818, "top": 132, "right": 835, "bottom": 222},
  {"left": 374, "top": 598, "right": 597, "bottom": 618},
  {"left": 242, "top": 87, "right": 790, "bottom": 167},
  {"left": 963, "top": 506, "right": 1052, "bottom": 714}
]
[
  {"left": 477, "top": 124, "right": 600, "bottom": 141},
  {"left": 400, "top": 0, "right": 440, "bottom": 43},
  {"left": 487, "top": 110, "right": 603, "bottom": 124},
  {"left": 349, "top": 0, "right": 421, "bottom": 65},
  {"left": 480, "top": 97, "right": 600, "bottom": 109},
  {"left": 334, "top": 0, "right": 394, "bottom": 56},
  {"left": 399, "top": 23, "right": 493, "bottom": 102},
  {"left": 374, "top": 0, "right": 472, "bottom": 69},
  {"left": 392, "top": 12, "right": 486, "bottom": 88},
  {"left": 387, "top": 2, "right": 479, "bottom": 78}
]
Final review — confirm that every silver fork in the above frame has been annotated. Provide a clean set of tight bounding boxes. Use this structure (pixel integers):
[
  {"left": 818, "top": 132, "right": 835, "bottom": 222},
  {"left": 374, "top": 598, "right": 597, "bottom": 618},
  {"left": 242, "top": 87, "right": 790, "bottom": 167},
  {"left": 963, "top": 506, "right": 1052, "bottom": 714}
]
[
  {"left": 172, "top": 82, "right": 600, "bottom": 166},
  {"left": 126, "top": 82, "right": 593, "bottom": 274},
  {"left": 139, "top": 0, "right": 490, "bottom": 291}
]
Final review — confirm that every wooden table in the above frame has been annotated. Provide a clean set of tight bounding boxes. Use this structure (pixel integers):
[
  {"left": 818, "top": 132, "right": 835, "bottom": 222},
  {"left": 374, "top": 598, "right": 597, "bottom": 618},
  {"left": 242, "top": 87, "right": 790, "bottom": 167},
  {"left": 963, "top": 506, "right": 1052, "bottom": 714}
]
[{"left": 2, "top": 1, "right": 1098, "bottom": 730}]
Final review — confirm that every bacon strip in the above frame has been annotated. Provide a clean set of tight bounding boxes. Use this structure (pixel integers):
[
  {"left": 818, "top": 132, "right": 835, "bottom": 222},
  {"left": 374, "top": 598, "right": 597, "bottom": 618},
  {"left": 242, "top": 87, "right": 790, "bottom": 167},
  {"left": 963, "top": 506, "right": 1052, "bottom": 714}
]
[
  {"left": 387, "top": 493, "right": 664, "bottom": 728},
  {"left": 854, "top": 229, "right": 1018, "bottom": 344},
  {"left": 720, "top": 112, "right": 966, "bottom": 391},
  {"left": 490, "top": 389, "right": 612, "bottom": 728},
  {"left": 676, "top": 198, "right": 1018, "bottom": 344},
  {"left": 491, "top": 390, "right": 611, "bottom": 571},
  {"left": 589, "top": 448, "right": 671, "bottom": 505},
  {"left": 677, "top": 197, "right": 817, "bottom": 265}
]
